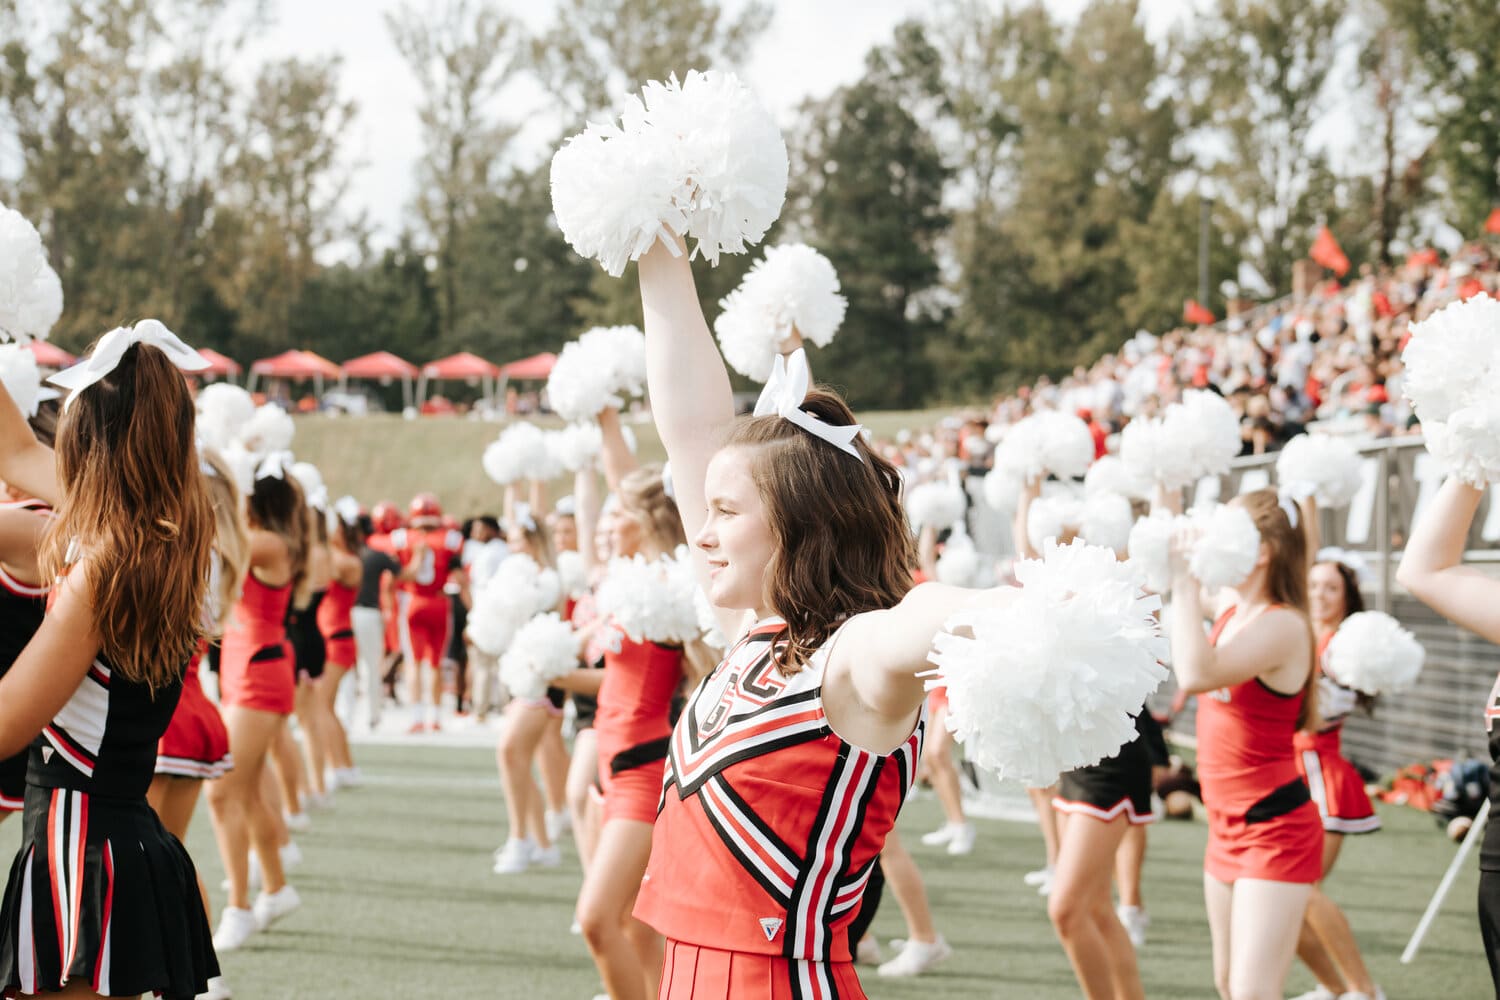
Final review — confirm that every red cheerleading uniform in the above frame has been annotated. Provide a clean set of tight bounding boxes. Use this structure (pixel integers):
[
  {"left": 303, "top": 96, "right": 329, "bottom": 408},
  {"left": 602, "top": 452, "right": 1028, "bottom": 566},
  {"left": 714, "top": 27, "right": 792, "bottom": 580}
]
[
  {"left": 1293, "top": 631, "right": 1380, "bottom": 835},
  {"left": 157, "top": 640, "right": 232, "bottom": 779},
  {"left": 390, "top": 527, "right": 464, "bottom": 667},
  {"left": 1199, "top": 607, "right": 1323, "bottom": 884},
  {"left": 219, "top": 573, "right": 295, "bottom": 715},
  {"left": 636, "top": 619, "right": 924, "bottom": 1000},
  {"left": 316, "top": 579, "right": 359, "bottom": 668},
  {"left": 594, "top": 630, "right": 683, "bottom": 824}
]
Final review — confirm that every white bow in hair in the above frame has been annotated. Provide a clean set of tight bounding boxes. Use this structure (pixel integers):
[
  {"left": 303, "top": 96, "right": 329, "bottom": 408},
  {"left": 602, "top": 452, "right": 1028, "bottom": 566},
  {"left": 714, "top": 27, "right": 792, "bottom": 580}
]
[
  {"left": 333, "top": 495, "right": 361, "bottom": 527},
  {"left": 513, "top": 502, "right": 537, "bottom": 533},
  {"left": 256, "top": 450, "right": 292, "bottom": 482},
  {"left": 48, "top": 319, "right": 210, "bottom": 409},
  {"left": 753, "top": 349, "right": 865, "bottom": 462},
  {"left": 1315, "top": 546, "right": 1373, "bottom": 586}
]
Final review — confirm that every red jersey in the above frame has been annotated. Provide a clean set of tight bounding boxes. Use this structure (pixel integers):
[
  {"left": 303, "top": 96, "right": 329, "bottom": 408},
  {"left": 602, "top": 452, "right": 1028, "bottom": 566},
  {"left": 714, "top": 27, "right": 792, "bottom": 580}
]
[
  {"left": 1196, "top": 607, "right": 1308, "bottom": 815},
  {"left": 389, "top": 527, "right": 465, "bottom": 600},
  {"left": 635, "top": 618, "right": 924, "bottom": 972}
]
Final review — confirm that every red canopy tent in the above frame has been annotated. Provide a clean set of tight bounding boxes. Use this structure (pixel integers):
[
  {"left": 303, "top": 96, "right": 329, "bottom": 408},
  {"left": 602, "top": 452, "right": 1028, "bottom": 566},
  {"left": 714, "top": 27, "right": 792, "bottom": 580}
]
[
  {"left": 499, "top": 352, "right": 556, "bottom": 381},
  {"left": 248, "top": 349, "right": 342, "bottom": 395},
  {"left": 417, "top": 351, "right": 503, "bottom": 410},
  {"left": 340, "top": 351, "right": 420, "bottom": 410},
  {"left": 25, "top": 341, "right": 76, "bottom": 370},
  {"left": 198, "top": 348, "right": 242, "bottom": 381}
]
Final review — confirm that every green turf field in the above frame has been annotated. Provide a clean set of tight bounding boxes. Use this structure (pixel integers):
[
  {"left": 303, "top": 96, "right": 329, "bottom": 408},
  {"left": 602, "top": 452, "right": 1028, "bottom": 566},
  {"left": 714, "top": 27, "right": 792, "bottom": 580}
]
[{"left": 2, "top": 743, "right": 1483, "bottom": 998}]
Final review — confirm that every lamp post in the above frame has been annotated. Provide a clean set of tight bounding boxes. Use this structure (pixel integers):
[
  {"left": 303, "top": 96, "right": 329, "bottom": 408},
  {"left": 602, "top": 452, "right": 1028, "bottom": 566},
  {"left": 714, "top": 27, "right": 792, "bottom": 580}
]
[{"left": 1198, "top": 178, "right": 1214, "bottom": 310}]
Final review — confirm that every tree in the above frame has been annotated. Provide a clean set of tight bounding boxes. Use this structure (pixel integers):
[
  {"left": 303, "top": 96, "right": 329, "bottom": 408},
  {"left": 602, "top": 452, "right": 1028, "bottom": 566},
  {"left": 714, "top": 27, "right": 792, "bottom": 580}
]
[
  {"left": 531, "top": 0, "right": 771, "bottom": 117},
  {"left": 1181, "top": 0, "right": 1345, "bottom": 294},
  {"left": 386, "top": 0, "right": 526, "bottom": 339}
]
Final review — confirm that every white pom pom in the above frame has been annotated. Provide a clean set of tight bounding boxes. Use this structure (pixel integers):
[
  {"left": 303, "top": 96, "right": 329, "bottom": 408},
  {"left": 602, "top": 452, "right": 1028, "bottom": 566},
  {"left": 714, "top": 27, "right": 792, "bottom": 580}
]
[
  {"left": 1120, "top": 416, "right": 1196, "bottom": 490},
  {"left": 218, "top": 442, "right": 258, "bottom": 497},
  {"left": 696, "top": 586, "right": 728, "bottom": 649},
  {"left": 1085, "top": 455, "right": 1149, "bottom": 500},
  {"left": 551, "top": 422, "right": 603, "bottom": 472},
  {"left": 1127, "top": 511, "right": 1177, "bottom": 593},
  {"left": 596, "top": 547, "right": 700, "bottom": 644},
  {"left": 1080, "top": 492, "right": 1134, "bottom": 555},
  {"left": 907, "top": 481, "right": 967, "bottom": 531},
  {"left": 923, "top": 539, "right": 1167, "bottom": 786},
  {"left": 994, "top": 411, "right": 1094, "bottom": 482},
  {"left": 500, "top": 612, "right": 582, "bottom": 701},
  {"left": 1276, "top": 434, "right": 1363, "bottom": 507},
  {"left": 483, "top": 421, "right": 559, "bottom": 485},
  {"left": 714, "top": 243, "right": 846, "bottom": 381},
  {"left": 1402, "top": 295, "right": 1500, "bottom": 423},
  {"left": 0, "top": 343, "right": 44, "bottom": 417},
  {"left": 545, "top": 325, "right": 648, "bottom": 423},
  {"left": 1324, "top": 610, "right": 1425, "bottom": 695},
  {"left": 1026, "top": 492, "right": 1082, "bottom": 552},
  {"left": 936, "top": 529, "right": 993, "bottom": 588},
  {"left": 0, "top": 204, "right": 63, "bottom": 341},
  {"left": 1187, "top": 504, "right": 1261, "bottom": 589},
  {"left": 556, "top": 550, "right": 588, "bottom": 599},
  {"left": 289, "top": 462, "right": 327, "bottom": 510},
  {"left": 982, "top": 467, "right": 1022, "bottom": 513},
  {"left": 1174, "top": 390, "right": 1241, "bottom": 479},
  {"left": 239, "top": 403, "right": 295, "bottom": 456},
  {"left": 196, "top": 383, "right": 257, "bottom": 452},
  {"left": 470, "top": 555, "right": 563, "bottom": 655},
  {"left": 1422, "top": 410, "right": 1500, "bottom": 487}
]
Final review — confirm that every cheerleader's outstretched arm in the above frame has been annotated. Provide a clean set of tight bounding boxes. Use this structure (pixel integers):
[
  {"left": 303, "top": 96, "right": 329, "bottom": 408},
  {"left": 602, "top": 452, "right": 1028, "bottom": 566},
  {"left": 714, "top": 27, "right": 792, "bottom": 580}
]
[
  {"left": 638, "top": 236, "right": 735, "bottom": 567},
  {"left": 0, "top": 564, "right": 98, "bottom": 758},
  {"left": 0, "top": 379, "right": 56, "bottom": 506},
  {"left": 1397, "top": 479, "right": 1500, "bottom": 643},
  {"left": 597, "top": 406, "right": 638, "bottom": 491}
]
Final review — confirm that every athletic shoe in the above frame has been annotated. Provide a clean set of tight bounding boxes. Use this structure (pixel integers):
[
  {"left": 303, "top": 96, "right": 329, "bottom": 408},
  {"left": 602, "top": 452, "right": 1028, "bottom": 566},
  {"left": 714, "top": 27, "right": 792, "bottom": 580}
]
[
  {"left": 946, "top": 823, "right": 977, "bottom": 856},
  {"left": 284, "top": 810, "right": 311, "bottom": 833},
  {"left": 1023, "top": 865, "right": 1053, "bottom": 886},
  {"left": 303, "top": 790, "right": 333, "bottom": 811},
  {"left": 196, "top": 975, "right": 234, "bottom": 1000},
  {"left": 531, "top": 843, "right": 562, "bottom": 868},
  {"left": 570, "top": 919, "right": 582, "bottom": 935},
  {"left": 211, "top": 907, "right": 259, "bottom": 953},
  {"left": 854, "top": 935, "right": 883, "bottom": 965},
  {"left": 920, "top": 823, "right": 959, "bottom": 847},
  {"left": 1288, "top": 988, "right": 1337, "bottom": 1000},
  {"left": 407, "top": 721, "right": 427, "bottom": 735},
  {"left": 1116, "top": 904, "right": 1149, "bottom": 948},
  {"left": 252, "top": 884, "right": 301, "bottom": 930},
  {"left": 877, "top": 935, "right": 952, "bottom": 977},
  {"left": 492, "top": 838, "right": 534, "bottom": 874},
  {"left": 1036, "top": 872, "right": 1054, "bottom": 897},
  {"left": 338, "top": 766, "right": 364, "bottom": 788},
  {"left": 280, "top": 841, "right": 303, "bottom": 871},
  {"left": 546, "top": 808, "right": 572, "bottom": 841}
]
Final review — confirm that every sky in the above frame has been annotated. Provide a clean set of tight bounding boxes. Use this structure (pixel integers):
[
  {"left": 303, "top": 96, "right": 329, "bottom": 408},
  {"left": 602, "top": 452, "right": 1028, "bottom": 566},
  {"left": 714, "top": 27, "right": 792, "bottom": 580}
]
[{"left": 244, "top": 0, "right": 1200, "bottom": 250}]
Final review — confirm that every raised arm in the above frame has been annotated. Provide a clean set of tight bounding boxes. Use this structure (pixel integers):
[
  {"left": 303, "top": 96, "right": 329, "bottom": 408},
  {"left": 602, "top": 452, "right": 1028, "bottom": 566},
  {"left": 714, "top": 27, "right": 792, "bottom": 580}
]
[
  {"left": 1011, "top": 476, "right": 1042, "bottom": 560},
  {"left": 0, "top": 380, "right": 58, "bottom": 506},
  {"left": 575, "top": 463, "right": 602, "bottom": 575},
  {"left": 1397, "top": 479, "right": 1500, "bottom": 643},
  {"left": 638, "top": 237, "right": 736, "bottom": 553},
  {"left": 597, "top": 406, "right": 638, "bottom": 492}
]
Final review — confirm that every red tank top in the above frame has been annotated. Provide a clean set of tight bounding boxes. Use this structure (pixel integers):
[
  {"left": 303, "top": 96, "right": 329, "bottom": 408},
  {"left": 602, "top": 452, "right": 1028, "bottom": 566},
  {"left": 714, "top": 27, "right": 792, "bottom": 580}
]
[
  {"left": 594, "top": 632, "right": 683, "bottom": 760},
  {"left": 635, "top": 619, "right": 924, "bottom": 963},
  {"left": 1196, "top": 606, "right": 1307, "bottom": 814},
  {"left": 390, "top": 527, "right": 465, "bottom": 600},
  {"left": 317, "top": 580, "right": 357, "bottom": 640},
  {"left": 225, "top": 572, "right": 292, "bottom": 650}
]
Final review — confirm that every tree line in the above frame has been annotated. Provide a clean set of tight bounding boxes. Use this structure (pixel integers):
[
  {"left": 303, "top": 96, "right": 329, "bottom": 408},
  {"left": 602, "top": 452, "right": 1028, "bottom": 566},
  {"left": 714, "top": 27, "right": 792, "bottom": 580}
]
[{"left": 1, "top": 0, "right": 1494, "bottom": 408}]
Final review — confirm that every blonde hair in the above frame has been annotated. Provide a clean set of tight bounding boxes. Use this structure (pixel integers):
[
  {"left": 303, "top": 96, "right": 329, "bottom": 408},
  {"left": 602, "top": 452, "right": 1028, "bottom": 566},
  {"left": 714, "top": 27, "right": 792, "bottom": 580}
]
[
  {"left": 616, "top": 465, "right": 686, "bottom": 557},
  {"left": 201, "top": 450, "right": 249, "bottom": 635}
]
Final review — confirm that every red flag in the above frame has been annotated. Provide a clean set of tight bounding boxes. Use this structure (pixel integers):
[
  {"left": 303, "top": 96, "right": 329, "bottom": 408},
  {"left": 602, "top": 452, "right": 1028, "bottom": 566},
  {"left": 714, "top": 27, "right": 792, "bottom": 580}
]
[
  {"left": 1183, "top": 299, "right": 1216, "bottom": 325},
  {"left": 1486, "top": 207, "right": 1500, "bottom": 235},
  {"left": 1406, "top": 247, "right": 1440, "bottom": 269},
  {"left": 1310, "top": 226, "right": 1350, "bottom": 276}
]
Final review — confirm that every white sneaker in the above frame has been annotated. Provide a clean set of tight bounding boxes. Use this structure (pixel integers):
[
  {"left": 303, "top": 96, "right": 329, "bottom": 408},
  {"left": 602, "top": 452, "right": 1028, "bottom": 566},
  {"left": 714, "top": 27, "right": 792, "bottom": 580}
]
[
  {"left": 531, "top": 843, "right": 562, "bottom": 868},
  {"left": 492, "top": 838, "right": 533, "bottom": 874},
  {"left": 280, "top": 841, "right": 303, "bottom": 871},
  {"left": 1288, "top": 988, "right": 1338, "bottom": 1000},
  {"left": 570, "top": 919, "right": 582, "bottom": 935},
  {"left": 196, "top": 974, "right": 234, "bottom": 1000},
  {"left": 211, "top": 907, "right": 259, "bottom": 952},
  {"left": 1023, "top": 865, "right": 1053, "bottom": 886},
  {"left": 252, "top": 884, "right": 301, "bottom": 929},
  {"left": 284, "top": 810, "right": 311, "bottom": 833},
  {"left": 1116, "top": 904, "right": 1149, "bottom": 948},
  {"left": 946, "top": 822, "right": 976, "bottom": 855},
  {"left": 878, "top": 935, "right": 952, "bottom": 977},
  {"left": 854, "top": 935, "right": 883, "bottom": 965},
  {"left": 546, "top": 808, "right": 572, "bottom": 841},
  {"left": 1037, "top": 873, "right": 1054, "bottom": 897},
  {"left": 337, "top": 766, "right": 363, "bottom": 788},
  {"left": 920, "top": 823, "right": 959, "bottom": 846}
]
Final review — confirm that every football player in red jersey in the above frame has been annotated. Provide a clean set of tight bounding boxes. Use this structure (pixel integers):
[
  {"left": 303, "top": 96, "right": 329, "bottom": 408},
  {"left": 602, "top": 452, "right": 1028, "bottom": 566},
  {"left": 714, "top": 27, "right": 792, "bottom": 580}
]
[{"left": 389, "top": 494, "right": 465, "bottom": 732}]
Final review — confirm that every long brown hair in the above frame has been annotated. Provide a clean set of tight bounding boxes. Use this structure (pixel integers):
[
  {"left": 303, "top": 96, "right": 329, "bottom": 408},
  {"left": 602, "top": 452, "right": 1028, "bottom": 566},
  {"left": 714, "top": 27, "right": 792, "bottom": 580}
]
[
  {"left": 616, "top": 465, "right": 685, "bottom": 557},
  {"left": 201, "top": 449, "right": 249, "bottom": 634},
  {"left": 720, "top": 387, "right": 915, "bottom": 674},
  {"left": 1238, "top": 488, "right": 1318, "bottom": 729},
  {"left": 40, "top": 342, "right": 213, "bottom": 690},
  {"left": 1313, "top": 557, "right": 1375, "bottom": 715},
  {"left": 247, "top": 470, "right": 311, "bottom": 607}
]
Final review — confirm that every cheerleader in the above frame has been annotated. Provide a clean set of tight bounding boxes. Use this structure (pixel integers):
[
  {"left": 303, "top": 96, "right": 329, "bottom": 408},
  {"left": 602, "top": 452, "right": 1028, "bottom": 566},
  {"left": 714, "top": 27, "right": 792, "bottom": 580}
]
[
  {"left": 150, "top": 449, "right": 243, "bottom": 1000},
  {"left": 1396, "top": 478, "right": 1500, "bottom": 996},
  {"left": 286, "top": 494, "right": 333, "bottom": 808},
  {"left": 1169, "top": 489, "right": 1322, "bottom": 1000},
  {"left": 630, "top": 237, "right": 1038, "bottom": 998},
  {"left": 0, "top": 330, "right": 218, "bottom": 1000},
  {"left": 204, "top": 459, "right": 311, "bottom": 952},
  {"left": 317, "top": 502, "right": 364, "bottom": 787}
]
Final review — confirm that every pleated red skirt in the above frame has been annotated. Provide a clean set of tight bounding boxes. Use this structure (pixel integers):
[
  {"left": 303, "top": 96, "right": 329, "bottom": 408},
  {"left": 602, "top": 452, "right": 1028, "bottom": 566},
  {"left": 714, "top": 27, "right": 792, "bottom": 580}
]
[{"left": 660, "top": 940, "right": 867, "bottom": 1000}]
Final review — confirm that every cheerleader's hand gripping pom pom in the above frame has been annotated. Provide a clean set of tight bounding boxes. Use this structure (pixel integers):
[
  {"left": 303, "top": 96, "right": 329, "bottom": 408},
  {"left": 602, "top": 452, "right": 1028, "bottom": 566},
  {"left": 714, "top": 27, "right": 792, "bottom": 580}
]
[
  {"left": 550, "top": 70, "right": 787, "bottom": 275},
  {"left": 922, "top": 539, "right": 1168, "bottom": 787},
  {"left": 907, "top": 480, "right": 967, "bottom": 532},
  {"left": 500, "top": 613, "right": 582, "bottom": 702},
  {"left": 0, "top": 203, "right": 63, "bottom": 342},
  {"left": 0, "top": 343, "right": 49, "bottom": 419},
  {"left": 714, "top": 243, "right": 847, "bottom": 382},
  {"left": 1276, "top": 433, "right": 1363, "bottom": 507},
  {"left": 1186, "top": 503, "right": 1261, "bottom": 589},
  {"left": 1324, "top": 610, "right": 1425, "bottom": 695},
  {"left": 1401, "top": 296, "right": 1500, "bottom": 484},
  {"left": 596, "top": 546, "right": 701, "bottom": 645},
  {"left": 994, "top": 411, "right": 1094, "bottom": 483},
  {"left": 545, "top": 325, "right": 647, "bottom": 424}
]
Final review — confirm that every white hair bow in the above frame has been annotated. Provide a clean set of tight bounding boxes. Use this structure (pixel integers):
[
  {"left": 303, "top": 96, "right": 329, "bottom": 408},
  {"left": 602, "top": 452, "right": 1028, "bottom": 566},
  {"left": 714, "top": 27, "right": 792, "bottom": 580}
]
[
  {"left": 753, "top": 349, "right": 865, "bottom": 462},
  {"left": 48, "top": 319, "right": 209, "bottom": 410},
  {"left": 513, "top": 502, "right": 537, "bottom": 533},
  {"left": 333, "top": 495, "right": 361, "bottom": 527},
  {"left": 256, "top": 450, "right": 292, "bottom": 482},
  {"left": 1315, "top": 546, "right": 1373, "bottom": 586}
]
